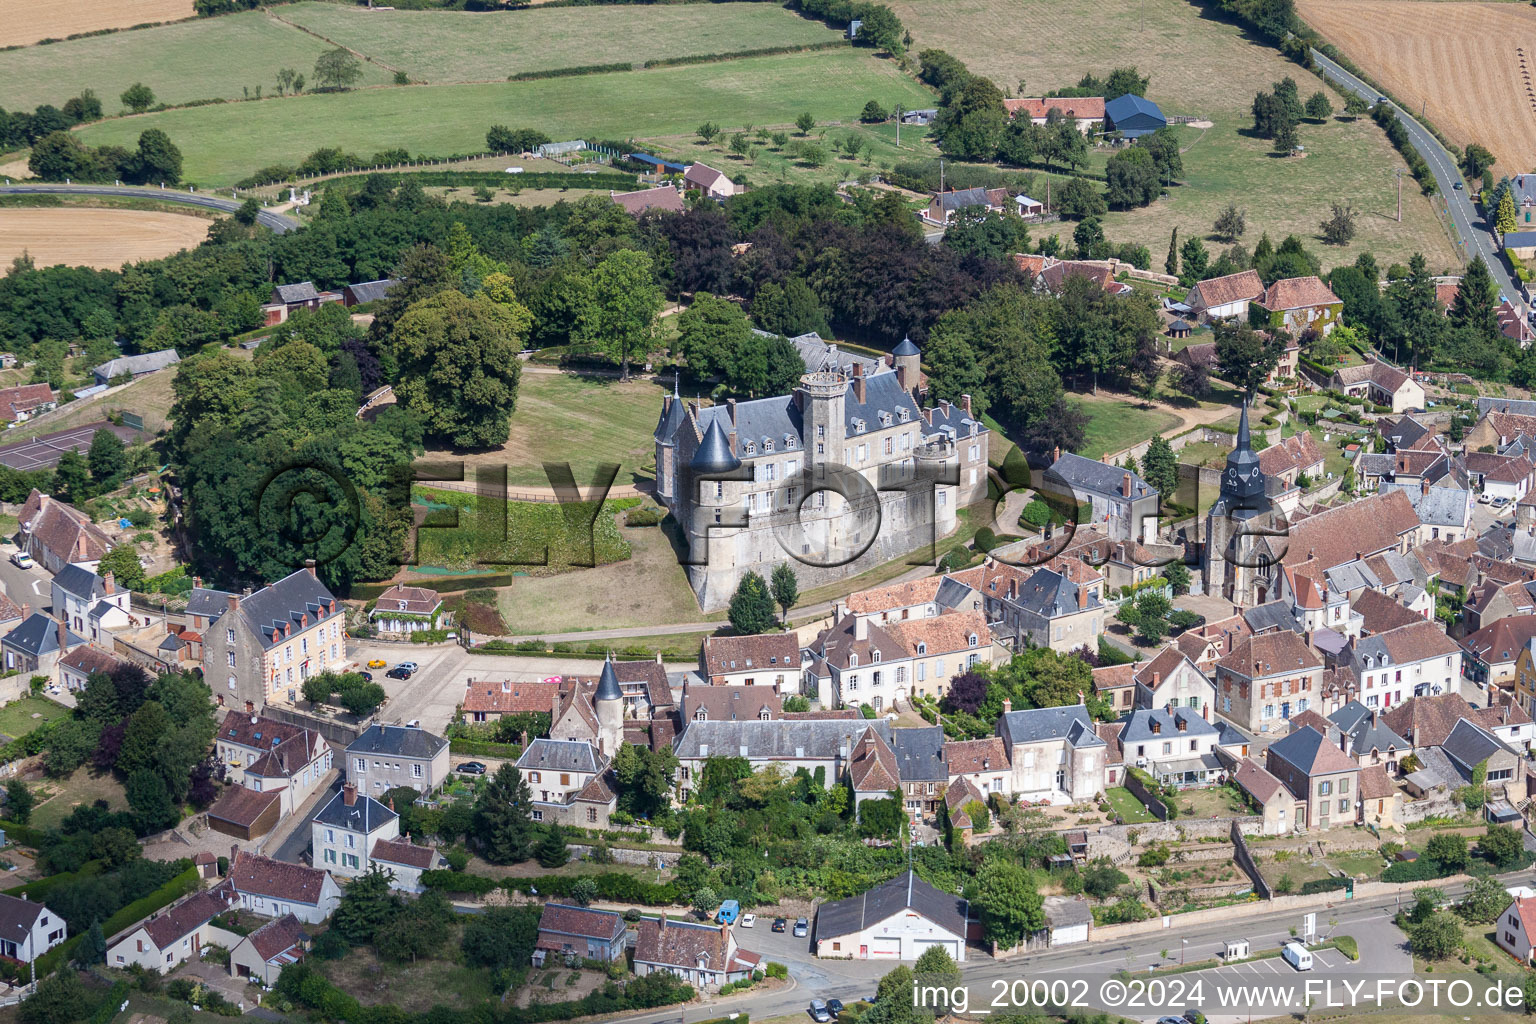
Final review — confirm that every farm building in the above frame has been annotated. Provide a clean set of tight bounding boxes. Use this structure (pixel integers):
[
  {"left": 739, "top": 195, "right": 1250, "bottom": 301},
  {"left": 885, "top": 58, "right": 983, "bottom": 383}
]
[
  {"left": 91, "top": 348, "right": 180, "bottom": 386},
  {"left": 1002, "top": 97, "right": 1105, "bottom": 133},
  {"left": 684, "top": 162, "right": 737, "bottom": 199},
  {"left": 342, "top": 279, "right": 398, "bottom": 306},
  {"left": 1185, "top": 269, "right": 1264, "bottom": 320},
  {"left": 537, "top": 140, "right": 587, "bottom": 159},
  {"left": 1103, "top": 94, "right": 1166, "bottom": 139},
  {"left": 814, "top": 870, "right": 968, "bottom": 960},
  {"left": 259, "top": 282, "right": 343, "bottom": 326},
  {"left": 0, "top": 384, "right": 55, "bottom": 423},
  {"left": 901, "top": 109, "right": 937, "bottom": 125},
  {"left": 611, "top": 186, "right": 685, "bottom": 216}
]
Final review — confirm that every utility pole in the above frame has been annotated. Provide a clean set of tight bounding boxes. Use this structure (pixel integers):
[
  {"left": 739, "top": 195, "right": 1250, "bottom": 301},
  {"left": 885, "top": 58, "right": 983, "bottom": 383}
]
[
  {"left": 1396, "top": 168, "right": 1403, "bottom": 222},
  {"left": 940, "top": 159, "right": 945, "bottom": 193},
  {"left": 896, "top": 106, "right": 900, "bottom": 148}
]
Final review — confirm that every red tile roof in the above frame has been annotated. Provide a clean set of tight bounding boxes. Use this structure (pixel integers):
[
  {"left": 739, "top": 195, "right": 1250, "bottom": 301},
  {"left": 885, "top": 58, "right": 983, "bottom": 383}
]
[
  {"left": 248, "top": 913, "right": 308, "bottom": 962},
  {"left": 370, "top": 837, "right": 439, "bottom": 870},
  {"left": 634, "top": 917, "right": 733, "bottom": 970},
  {"left": 943, "top": 737, "right": 1007, "bottom": 775},
  {"left": 1358, "top": 763, "right": 1395, "bottom": 800},
  {"left": 611, "top": 186, "right": 685, "bottom": 216},
  {"left": 1272, "top": 489, "right": 1419, "bottom": 569},
  {"left": 1217, "top": 630, "right": 1322, "bottom": 678},
  {"left": 1187, "top": 270, "right": 1264, "bottom": 311},
  {"left": 17, "top": 489, "right": 112, "bottom": 566},
  {"left": 1232, "top": 757, "right": 1285, "bottom": 803},
  {"left": 1003, "top": 97, "right": 1106, "bottom": 120},
  {"left": 1261, "top": 276, "right": 1341, "bottom": 311},
  {"left": 848, "top": 730, "right": 900, "bottom": 792},
  {"left": 462, "top": 679, "right": 559, "bottom": 715},
  {"left": 140, "top": 888, "right": 237, "bottom": 950},
  {"left": 0, "top": 385, "right": 54, "bottom": 422},
  {"left": 228, "top": 851, "right": 333, "bottom": 905},
  {"left": 206, "top": 785, "right": 283, "bottom": 828},
  {"left": 538, "top": 903, "right": 624, "bottom": 942}
]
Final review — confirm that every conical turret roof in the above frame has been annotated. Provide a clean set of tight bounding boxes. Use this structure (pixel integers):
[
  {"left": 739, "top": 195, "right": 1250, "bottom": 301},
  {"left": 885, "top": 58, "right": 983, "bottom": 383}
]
[
  {"left": 595, "top": 655, "right": 622, "bottom": 702},
  {"left": 691, "top": 417, "right": 741, "bottom": 474}
]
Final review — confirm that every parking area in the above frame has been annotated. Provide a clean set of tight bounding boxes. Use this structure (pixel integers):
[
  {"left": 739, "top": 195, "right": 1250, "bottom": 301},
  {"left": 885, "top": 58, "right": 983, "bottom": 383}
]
[{"left": 1198, "top": 945, "right": 1350, "bottom": 981}]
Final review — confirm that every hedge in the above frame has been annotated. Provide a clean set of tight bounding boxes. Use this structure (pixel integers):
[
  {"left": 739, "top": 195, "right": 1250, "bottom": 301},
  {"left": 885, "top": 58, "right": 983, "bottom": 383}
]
[
  {"left": 0, "top": 818, "right": 49, "bottom": 850},
  {"left": 4, "top": 858, "right": 105, "bottom": 900},
  {"left": 421, "top": 869, "right": 501, "bottom": 895},
  {"left": 506, "top": 872, "right": 683, "bottom": 905},
  {"left": 34, "top": 864, "right": 198, "bottom": 977},
  {"left": 449, "top": 738, "right": 524, "bottom": 759},
  {"left": 1381, "top": 857, "right": 1449, "bottom": 883},
  {"left": 324, "top": 169, "right": 638, "bottom": 193},
  {"left": 88, "top": 981, "right": 131, "bottom": 1024},
  {"left": 644, "top": 40, "right": 846, "bottom": 68},
  {"left": 1298, "top": 876, "right": 1349, "bottom": 895},
  {"left": 509, "top": 61, "right": 633, "bottom": 81}
]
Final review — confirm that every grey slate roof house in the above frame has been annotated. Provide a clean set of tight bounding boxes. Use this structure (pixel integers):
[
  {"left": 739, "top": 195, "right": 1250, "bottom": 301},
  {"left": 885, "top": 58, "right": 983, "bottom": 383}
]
[
  {"left": 1440, "top": 718, "right": 1520, "bottom": 786},
  {"left": 91, "top": 348, "right": 180, "bottom": 386},
  {"left": 2, "top": 613, "right": 85, "bottom": 681},
  {"left": 996, "top": 703, "right": 1106, "bottom": 801},
  {"left": 344, "top": 724, "right": 450, "bottom": 795},
  {"left": 200, "top": 566, "right": 344, "bottom": 709},
  {"left": 673, "top": 719, "right": 893, "bottom": 801},
  {"left": 1116, "top": 707, "right": 1222, "bottom": 786},
  {"left": 892, "top": 725, "right": 947, "bottom": 817},
  {"left": 814, "top": 870, "right": 968, "bottom": 960},
  {"left": 1045, "top": 452, "right": 1159, "bottom": 543}
]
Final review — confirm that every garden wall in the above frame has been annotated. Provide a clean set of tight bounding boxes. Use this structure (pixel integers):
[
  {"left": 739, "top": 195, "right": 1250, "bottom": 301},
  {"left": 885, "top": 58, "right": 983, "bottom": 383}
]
[
  {"left": 567, "top": 844, "right": 683, "bottom": 869},
  {"left": 1100, "top": 817, "right": 1263, "bottom": 843},
  {"left": 1230, "top": 819, "right": 1270, "bottom": 899}
]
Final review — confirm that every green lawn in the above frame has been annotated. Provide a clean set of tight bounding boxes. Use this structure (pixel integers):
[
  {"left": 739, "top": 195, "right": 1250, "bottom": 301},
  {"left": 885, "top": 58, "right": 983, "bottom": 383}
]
[
  {"left": 32, "top": 767, "right": 128, "bottom": 830},
  {"left": 489, "top": 371, "right": 673, "bottom": 489},
  {"left": 73, "top": 48, "right": 936, "bottom": 187},
  {"left": 1072, "top": 394, "right": 1182, "bottom": 460},
  {"left": 887, "top": 0, "right": 1458, "bottom": 273},
  {"left": 0, "top": 696, "right": 69, "bottom": 741},
  {"left": 279, "top": 2, "right": 841, "bottom": 84},
  {"left": 1172, "top": 787, "right": 1248, "bottom": 818},
  {"left": 1104, "top": 786, "right": 1156, "bottom": 824},
  {"left": 0, "top": 11, "right": 393, "bottom": 111},
  {"left": 414, "top": 487, "right": 632, "bottom": 573}
]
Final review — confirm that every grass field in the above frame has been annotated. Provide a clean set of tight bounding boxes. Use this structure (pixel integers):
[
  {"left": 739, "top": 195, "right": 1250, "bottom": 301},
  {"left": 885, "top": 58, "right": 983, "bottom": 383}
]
[
  {"left": 0, "top": 696, "right": 68, "bottom": 742},
  {"left": 889, "top": 0, "right": 1458, "bottom": 271},
  {"left": 32, "top": 767, "right": 127, "bottom": 830},
  {"left": 492, "top": 371, "right": 670, "bottom": 488},
  {"left": 0, "top": 362, "right": 183, "bottom": 435},
  {"left": 1072, "top": 393, "right": 1183, "bottom": 460},
  {"left": 1105, "top": 786, "right": 1156, "bottom": 823},
  {"left": 0, "top": 10, "right": 392, "bottom": 111},
  {"left": 278, "top": 2, "right": 841, "bottom": 84},
  {"left": 73, "top": 48, "right": 935, "bottom": 186},
  {"left": 1298, "top": 0, "right": 1536, "bottom": 172},
  {"left": 0, "top": 206, "right": 209, "bottom": 272},
  {"left": 3, "top": 0, "right": 193, "bottom": 49}
]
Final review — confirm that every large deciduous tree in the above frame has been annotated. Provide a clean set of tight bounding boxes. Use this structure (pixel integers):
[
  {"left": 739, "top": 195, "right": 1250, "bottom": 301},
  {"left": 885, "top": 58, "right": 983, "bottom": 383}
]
[{"left": 575, "top": 249, "right": 661, "bottom": 380}]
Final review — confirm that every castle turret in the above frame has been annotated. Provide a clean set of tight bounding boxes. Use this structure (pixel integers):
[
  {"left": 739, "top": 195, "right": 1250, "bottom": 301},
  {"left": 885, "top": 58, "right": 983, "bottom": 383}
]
[
  {"left": 892, "top": 335, "right": 921, "bottom": 394},
  {"left": 653, "top": 375, "right": 686, "bottom": 503},
  {"left": 796, "top": 370, "right": 847, "bottom": 462},
  {"left": 595, "top": 654, "right": 624, "bottom": 755}
]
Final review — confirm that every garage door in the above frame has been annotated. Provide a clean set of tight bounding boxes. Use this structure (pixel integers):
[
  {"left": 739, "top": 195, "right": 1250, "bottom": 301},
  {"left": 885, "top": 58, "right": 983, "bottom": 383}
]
[
  {"left": 912, "top": 938, "right": 959, "bottom": 959},
  {"left": 869, "top": 936, "right": 902, "bottom": 958}
]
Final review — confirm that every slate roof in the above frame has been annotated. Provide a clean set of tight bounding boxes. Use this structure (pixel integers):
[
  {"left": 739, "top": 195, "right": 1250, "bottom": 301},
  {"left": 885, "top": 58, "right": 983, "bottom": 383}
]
[
  {"left": 343, "top": 279, "right": 397, "bottom": 305},
  {"left": 933, "top": 187, "right": 997, "bottom": 212},
  {"left": 1049, "top": 452, "right": 1156, "bottom": 499},
  {"left": 2, "top": 614, "right": 83, "bottom": 657},
  {"left": 92, "top": 348, "right": 180, "bottom": 381},
  {"left": 516, "top": 738, "right": 601, "bottom": 775},
  {"left": 228, "top": 851, "right": 334, "bottom": 906},
  {"left": 1268, "top": 724, "right": 1358, "bottom": 777},
  {"left": 1381, "top": 482, "right": 1470, "bottom": 528},
  {"left": 997, "top": 704, "right": 1105, "bottom": 748},
  {"left": 1441, "top": 718, "right": 1514, "bottom": 773},
  {"left": 1117, "top": 707, "right": 1217, "bottom": 744},
  {"left": 273, "top": 282, "right": 321, "bottom": 304},
  {"left": 1011, "top": 568, "right": 1099, "bottom": 618},
  {"left": 892, "top": 725, "right": 947, "bottom": 782},
  {"left": 691, "top": 418, "right": 742, "bottom": 474},
  {"left": 238, "top": 569, "right": 341, "bottom": 651},
  {"left": 186, "top": 586, "right": 235, "bottom": 621},
  {"left": 346, "top": 723, "right": 448, "bottom": 760},
  {"left": 674, "top": 719, "right": 891, "bottom": 760},
  {"left": 0, "top": 894, "right": 47, "bottom": 949},
  {"left": 312, "top": 788, "right": 397, "bottom": 834},
  {"left": 1104, "top": 93, "right": 1166, "bottom": 133},
  {"left": 1327, "top": 700, "right": 1409, "bottom": 755},
  {"left": 815, "top": 871, "right": 967, "bottom": 940}
]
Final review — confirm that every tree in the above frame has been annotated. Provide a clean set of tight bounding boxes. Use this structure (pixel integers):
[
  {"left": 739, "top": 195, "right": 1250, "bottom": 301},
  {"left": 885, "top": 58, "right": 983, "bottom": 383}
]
[
  {"left": 314, "top": 48, "right": 363, "bottom": 91},
  {"left": 913, "top": 945, "right": 961, "bottom": 986},
  {"left": 1178, "top": 236, "right": 1209, "bottom": 286},
  {"left": 674, "top": 292, "right": 749, "bottom": 383},
  {"left": 1213, "top": 204, "right": 1246, "bottom": 243},
  {"left": 571, "top": 876, "right": 598, "bottom": 907},
  {"left": 473, "top": 765, "right": 536, "bottom": 863},
  {"left": 1462, "top": 142, "right": 1495, "bottom": 182},
  {"left": 770, "top": 563, "right": 799, "bottom": 623},
  {"left": 18, "top": 972, "right": 91, "bottom": 1024},
  {"left": 1480, "top": 823, "right": 1523, "bottom": 867},
  {"left": 1105, "top": 146, "right": 1159, "bottom": 209},
  {"left": 1457, "top": 875, "right": 1510, "bottom": 924},
  {"left": 1320, "top": 203, "right": 1357, "bottom": 246},
  {"left": 612, "top": 742, "right": 676, "bottom": 818},
  {"left": 1165, "top": 227, "right": 1179, "bottom": 277},
  {"left": 120, "top": 82, "right": 156, "bottom": 113},
  {"left": 339, "top": 681, "right": 386, "bottom": 716},
  {"left": 796, "top": 112, "right": 816, "bottom": 135},
  {"left": 1450, "top": 254, "right": 1500, "bottom": 340},
  {"left": 1408, "top": 911, "right": 1462, "bottom": 961},
  {"left": 52, "top": 448, "right": 89, "bottom": 504},
  {"left": 97, "top": 544, "right": 145, "bottom": 592},
  {"left": 1055, "top": 176, "right": 1107, "bottom": 220},
  {"left": 1082, "top": 860, "right": 1129, "bottom": 899},
  {"left": 389, "top": 287, "right": 526, "bottom": 448},
  {"left": 536, "top": 823, "right": 569, "bottom": 868},
  {"left": 83, "top": 919, "right": 107, "bottom": 965},
  {"left": 1304, "top": 91, "right": 1333, "bottom": 121},
  {"left": 1343, "top": 94, "right": 1369, "bottom": 119},
  {"left": 728, "top": 571, "right": 778, "bottom": 635},
  {"left": 861, "top": 100, "right": 889, "bottom": 123},
  {"left": 125, "top": 768, "right": 178, "bottom": 833},
  {"left": 1497, "top": 188, "right": 1519, "bottom": 235},
  {"left": 1273, "top": 120, "right": 1299, "bottom": 156},
  {"left": 1141, "top": 435, "right": 1178, "bottom": 497},
  {"left": 332, "top": 866, "right": 402, "bottom": 944},
  {"left": 88, "top": 427, "right": 127, "bottom": 488},
  {"left": 133, "top": 129, "right": 182, "bottom": 186},
  {"left": 4, "top": 779, "right": 33, "bottom": 824},
  {"left": 691, "top": 884, "right": 720, "bottom": 920},
  {"left": 1426, "top": 832, "right": 1470, "bottom": 872},
  {"left": 1215, "top": 320, "right": 1283, "bottom": 395},
  {"left": 753, "top": 276, "right": 829, "bottom": 338},
  {"left": 575, "top": 249, "right": 660, "bottom": 380},
  {"left": 972, "top": 858, "right": 1044, "bottom": 951}
]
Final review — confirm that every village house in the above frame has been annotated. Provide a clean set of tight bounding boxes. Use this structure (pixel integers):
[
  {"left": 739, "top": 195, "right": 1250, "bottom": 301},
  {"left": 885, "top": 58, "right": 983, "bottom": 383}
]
[
  {"left": 803, "top": 613, "right": 911, "bottom": 712},
  {"left": 106, "top": 888, "right": 238, "bottom": 971},
  {"left": 1230, "top": 757, "right": 1293, "bottom": 834},
  {"left": 1330, "top": 361, "right": 1427, "bottom": 414},
  {"left": 943, "top": 736, "right": 1011, "bottom": 799},
  {"left": 534, "top": 904, "right": 627, "bottom": 966},
  {"left": 1496, "top": 896, "right": 1536, "bottom": 964},
  {"left": 51, "top": 564, "right": 133, "bottom": 644},
  {"left": 683, "top": 162, "right": 737, "bottom": 199},
  {"left": 1030, "top": 525, "right": 1164, "bottom": 593},
  {"left": 57, "top": 643, "right": 126, "bottom": 695},
  {"left": 1214, "top": 631, "right": 1325, "bottom": 734},
  {"left": 1265, "top": 724, "right": 1360, "bottom": 831},
  {"left": 610, "top": 185, "right": 686, "bottom": 216},
  {"left": 229, "top": 914, "right": 308, "bottom": 987},
  {"left": 1258, "top": 432, "right": 1326, "bottom": 510},
  {"left": 1253, "top": 276, "right": 1343, "bottom": 337},
  {"left": 460, "top": 677, "right": 559, "bottom": 724},
  {"left": 1463, "top": 614, "right": 1536, "bottom": 688},
  {"left": 341, "top": 278, "right": 398, "bottom": 307},
  {"left": 1046, "top": 452, "right": 1159, "bottom": 543},
  {"left": 1324, "top": 700, "right": 1411, "bottom": 772},
  {"left": 0, "top": 893, "right": 65, "bottom": 964},
  {"left": 1186, "top": 269, "right": 1266, "bottom": 321},
  {"left": 517, "top": 738, "right": 606, "bottom": 808},
  {"left": 925, "top": 186, "right": 1009, "bottom": 224},
  {"left": 681, "top": 683, "right": 781, "bottom": 723},
  {"left": 345, "top": 723, "right": 451, "bottom": 796},
  {"left": 2, "top": 614, "right": 85, "bottom": 683},
  {"left": 311, "top": 783, "right": 400, "bottom": 879},
  {"left": 1381, "top": 480, "right": 1474, "bottom": 545},
  {"left": 633, "top": 916, "right": 760, "bottom": 988},
  {"left": 0, "top": 384, "right": 55, "bottom": 423},
  {"left": 1002, "top": 96, "right": 1105, "bottom": 132},
  {"left": 367, "top": 584, "right": 449, "bottom": 639},
  {"left": 226, "top": 850, "right": 341, "bottom": 925},
  {"left": 370, "top": 835, "right": 444, "bottom": 893},
  {"left": 1465, "top": 451, "right": 1535, "bottom": 503},
  {"left": 892, "top": 725, "right": 947, "bottom": 819},
  {"left": 1358, "top": 763, "right": 1401, "bottom": 828},
  {"left": 996, "top": 702, "right": 1106, "bottom": 802},
  {"left": 199, "top": 564, "right": 344, "bottom": 708},
  {"left": 1091, "top": 645, "right": 1215, "bottom": 714},
  {"left": 18, "top": 490, "right": 113, "bottom": 574},
  {"left": 1337, "top": 620, "right": 1463, "bottom": 709},
  {"left": 673, "top": 719, "right": 892, "bottom": 800},
  {"left": 701, "top": 634, "right": 801, "bottom": 689},
  {"left": 880, "top": 608, "right": 995, "bottom": 700},
  {"left": 1118, "top": 706, "right": 1222, "bottom": 787},
  {"left": 259, "top": 282, "right": 343, "bottom": 326},
  {"left": 813, "top": 870, "right": 968, "bottom": 960}
]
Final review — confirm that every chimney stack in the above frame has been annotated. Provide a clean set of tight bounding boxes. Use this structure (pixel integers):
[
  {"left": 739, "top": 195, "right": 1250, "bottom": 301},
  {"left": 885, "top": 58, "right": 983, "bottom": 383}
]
[
  {"left": 103, "top": 572, "right": 114, "bottom": 595},
  {"left": 854, "top": 616, "right": 868, "bottom": 641},
  {"left": 1122, "top": 473, "right": 1132, "bottom": 498},
  {"left": 1002, "top": 697, "right": 1012, "bottom": 714},
  {"left": 231, "top": 844, "right": 239, "bottom": 864},
  {"left": 343, "top": 782, "right": 358, "bottom": 806},
  {"left": 896, "top": 364, "right": 909, "bottom": 391},
  {"left": 228, "top": 593, "right": 240, "bottom": 612},
  {"left": 660, "top": 913, "right": 668, "bottom": 932},
  {"left": 960, "top": 394, "right": 973, "bottom": 415},
  {"left": 1421, "top": 477, "right": 1430, "bottom": 497},
  {"left": 20, "top": 604, "right": 28, "bottom": 620},
  {"left": 305, "top": 559, "right": 317, "bottom": 578},
  {"left": 854, "top": 367, "right": 866, "bottom": 404},
  {"left": 726, "top": 398, "right": 737, "bottom": 425},
  {"left": 1077, "top": 586, "right": 1087, "bottom": 610}
]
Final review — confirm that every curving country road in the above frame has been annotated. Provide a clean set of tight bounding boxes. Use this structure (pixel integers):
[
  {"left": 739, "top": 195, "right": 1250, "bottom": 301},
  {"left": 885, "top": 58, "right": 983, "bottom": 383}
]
[
  {"left": 0, "top": 183, "right": 301, "bottom": 234},
  {"left": 1310, "top": 48, "right": 1523, "bottom": 312}
]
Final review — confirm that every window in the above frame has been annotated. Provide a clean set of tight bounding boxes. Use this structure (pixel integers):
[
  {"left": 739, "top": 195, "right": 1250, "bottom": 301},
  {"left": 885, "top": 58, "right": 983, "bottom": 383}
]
[
  {"left": 412, "top": 763, "right": 423, "bottom": 779},
  {"left": 532, "top": 809, "right": 543, "bottom": 821},
  {"left": 560, "top": 773, "right": 570, "bottom": 786},
  {"left": 1318, "top": 780, "right": 1332, "bottom": 796},
  {"left": 355, "top": 757, "right": 366, "bottom": 773},
  {"left": 1338, "top": 798, "right": 1349, "bottom": 813},
  {"left": 587, "top": 807, "right": 598, "bottom": 822},
  {"left": 968, "top": 634, "right": 978, "bottom": 648},
  {"left": 530, "top": 771, "right": 541, "bottom": 783},
  {"left": 346, "top": 833, "right": 355, "bottom": 849},
  {"left": 227, "top": 651, "right": 236, "bottom": 668},
  {"left": 325, "top": 829, "right": 334, "bottom": 843},
  {"left": 226, "top": 628, "right": 235, "bottom": 644},
  {"left": 916, "top": 642, "right": 927, "bottom": 655},
  {"left": 324, "top": 849, "right": 336, "bottom": 864},
  {"left": 1339, "top": 778, "right": 1350, "bottom": 795},
  {"left": 1162, "top": 742, "right": 1171, "bottom": 755}
]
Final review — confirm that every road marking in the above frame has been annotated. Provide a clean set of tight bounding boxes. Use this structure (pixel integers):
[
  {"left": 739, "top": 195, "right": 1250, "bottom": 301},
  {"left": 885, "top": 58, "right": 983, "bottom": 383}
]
[{"left": 31, "top": 579, "right": 40, "bottom": 595}]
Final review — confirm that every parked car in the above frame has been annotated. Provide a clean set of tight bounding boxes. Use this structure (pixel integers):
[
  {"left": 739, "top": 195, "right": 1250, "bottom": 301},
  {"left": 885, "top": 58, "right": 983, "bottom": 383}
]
[
  {"left": 1479, "top": 492, "right": 1494, "bottom": 504},
  {"left": 1157, "top": 1017, "right": 1188, "bottom": 1024},
  {"left": 455, "top": 761, "right": 487, "bottom": 775},
  {"left": 8, "top": 551, "right": 31, "bottom": 569},
  {"left": 739, "top": 914, "right": 756, "bottom": 928},
  {"left": 386, "top": 667, "right": 412, "bottom": 680},
  {"left": 716, "top": 900, "right": 740, "bottom": 925},
  {"left": 793, "top": 917, "right": 809, "bottom": 937},
  {"left": 827, "top": 999, "right": 844, "bottom": 1017},
  {"left": 359, "top": 672, "right": 373, "bottom": 682},
  {"left": 809, "top": 1001, "right": 831, "bottom": 1023},
  {"left": 772, "top": 918, "right": 787, "bottom": 932},
  {"left": 367, "top": 659, "right": 387, "bottom": 669},
  {"left": 397, "top": 661, "right": 419, "bottom": 672}
]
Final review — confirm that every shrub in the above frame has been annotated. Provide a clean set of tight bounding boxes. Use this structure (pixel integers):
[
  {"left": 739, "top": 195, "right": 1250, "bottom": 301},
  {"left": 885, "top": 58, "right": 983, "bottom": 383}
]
[
  {"left": 1137, "top": 846, "right": 1170, "bottom": 868},
  {"left": 626, "top": 506, "right": 665, "bottom": 526},
  {"left": 1333, "top": 936, "right": 1358, "bottom": 960}
]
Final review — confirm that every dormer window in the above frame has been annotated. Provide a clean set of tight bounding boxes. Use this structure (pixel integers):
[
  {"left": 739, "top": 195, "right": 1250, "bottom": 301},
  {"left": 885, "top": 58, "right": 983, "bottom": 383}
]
[
  {"left": 872, "top": 650, "right": 881, "bottom": 664},
  {"left": 759, "top": 709, "right": 770, "bottom": 721},
  {"left": 765, "top": 439, "right": 774, "bottom": 452},
  {"left": 968, "top": 634, "right": 979, "bottom": 648},
  {"left": 899, "top": 408, "right": 910, "bottom": 422},
  {"left": 694, "top": 709, "right": 707, "bottom": 721},
  {"left": 745, "top": 442, "right": 756, "bottom": 455},
  {"left": 916, "top": 642, "right": 927, "bottom": 655},
  {"left": 849, "top": 653, "right": 859, "bottom": 668}
]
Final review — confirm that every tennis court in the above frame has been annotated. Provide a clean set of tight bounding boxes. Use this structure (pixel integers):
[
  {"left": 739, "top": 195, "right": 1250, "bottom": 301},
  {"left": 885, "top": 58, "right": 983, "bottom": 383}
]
[{"left": 0, "top": 421, "right": 144, "bottom": 471}]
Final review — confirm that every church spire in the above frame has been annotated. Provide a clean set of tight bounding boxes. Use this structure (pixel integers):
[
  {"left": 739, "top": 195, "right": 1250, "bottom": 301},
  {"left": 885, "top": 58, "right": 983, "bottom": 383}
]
[{"left": 1236, "top": 398, "right": 1251, "bottom": 452}]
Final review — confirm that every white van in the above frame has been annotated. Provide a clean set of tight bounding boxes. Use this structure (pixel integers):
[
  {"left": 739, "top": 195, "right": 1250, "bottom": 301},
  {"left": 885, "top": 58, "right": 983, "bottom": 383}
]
[{"left": 1282, "top": 942, "right": 1313, "bottom": 971}]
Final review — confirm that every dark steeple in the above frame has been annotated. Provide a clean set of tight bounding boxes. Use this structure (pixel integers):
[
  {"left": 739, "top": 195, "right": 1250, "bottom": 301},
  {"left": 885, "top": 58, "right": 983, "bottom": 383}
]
[
  {"left": 1217, "top": 400, "right": 1268, "bottom": 520},
  {"left": 690, "top": 418, "right": 741, "bottom": 474},
  {"left": 893, "top": 335, "right": 920, "bottom": 357},
  {"left": 595, "top": 655, "right": 622, "bottom": 702}
]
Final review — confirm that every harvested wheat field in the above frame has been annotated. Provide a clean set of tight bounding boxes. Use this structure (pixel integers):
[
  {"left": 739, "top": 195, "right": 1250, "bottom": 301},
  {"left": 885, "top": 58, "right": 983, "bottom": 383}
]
[
  {"left": 0, "top": 208, "right": 207, "bottom": 273},
  {"left": 3, "top": 0, "right": 194, "bottom": 47},
  {"left": 1299, "top": 0, "right": 1536, "bottom": 171}
]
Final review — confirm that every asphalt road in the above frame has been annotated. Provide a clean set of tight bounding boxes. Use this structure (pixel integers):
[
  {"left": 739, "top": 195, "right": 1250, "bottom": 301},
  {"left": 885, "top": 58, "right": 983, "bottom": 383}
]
[
  {"left": 1309, "top": 49, "right": 1522, "bottom": 311},
  {"left": 0, "top": 183, "right": 301, "bottom": 234}
]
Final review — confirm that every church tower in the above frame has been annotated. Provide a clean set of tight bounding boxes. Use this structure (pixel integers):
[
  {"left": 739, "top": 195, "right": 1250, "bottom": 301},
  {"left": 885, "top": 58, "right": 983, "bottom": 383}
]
[
  {"left": 1203, "top": 401, "right": 1275, "bottom": 606},
  {"left": 594, "top": 655, "right": 625, "bottom": 756}
]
